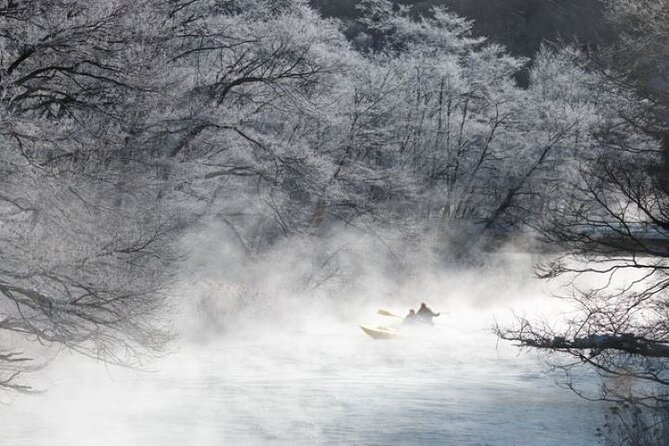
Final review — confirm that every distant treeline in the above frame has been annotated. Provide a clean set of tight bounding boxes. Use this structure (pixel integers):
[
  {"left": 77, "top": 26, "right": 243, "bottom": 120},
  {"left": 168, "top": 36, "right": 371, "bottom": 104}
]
[{"left": 311, "top": 0, "right": 614, "bottom": 57}]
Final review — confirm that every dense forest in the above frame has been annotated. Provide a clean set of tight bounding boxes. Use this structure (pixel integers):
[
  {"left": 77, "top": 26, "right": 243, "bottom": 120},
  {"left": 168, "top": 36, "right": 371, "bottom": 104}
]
[{"left": 1, "top": 0, "right": 669, "bottom": 442}]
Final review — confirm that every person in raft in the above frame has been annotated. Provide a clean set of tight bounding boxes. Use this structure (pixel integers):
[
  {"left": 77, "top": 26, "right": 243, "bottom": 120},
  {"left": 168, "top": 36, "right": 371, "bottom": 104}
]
[
  {"left": 404, "top": 303, "right": 440, "bottom": 325},
  {"left": 415, "top": 302, "right": 440, "bottom": 325},
  {"left": 403, "top": 309, "right": 418, "bottom": 325}
]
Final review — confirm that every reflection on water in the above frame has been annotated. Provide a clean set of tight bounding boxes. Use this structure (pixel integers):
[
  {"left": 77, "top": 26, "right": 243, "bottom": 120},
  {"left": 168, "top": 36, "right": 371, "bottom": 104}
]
[{"left": 2, "top": 306, "right": 603, "bottom": 446}]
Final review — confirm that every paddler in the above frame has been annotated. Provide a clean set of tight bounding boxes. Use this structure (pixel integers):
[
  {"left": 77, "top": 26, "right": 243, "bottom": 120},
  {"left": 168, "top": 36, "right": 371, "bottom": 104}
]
[
  {"left": 415, "top": 302, "right": 440, "bottom": 325},
  {"left": 403, "top": 309, "right": 418, "bottom": 325}
]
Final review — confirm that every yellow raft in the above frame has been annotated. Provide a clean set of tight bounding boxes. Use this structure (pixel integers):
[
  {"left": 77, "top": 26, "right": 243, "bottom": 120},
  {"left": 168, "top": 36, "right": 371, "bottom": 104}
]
[{"left": 360, "top": 324, "right": 398, "bottom": 340}]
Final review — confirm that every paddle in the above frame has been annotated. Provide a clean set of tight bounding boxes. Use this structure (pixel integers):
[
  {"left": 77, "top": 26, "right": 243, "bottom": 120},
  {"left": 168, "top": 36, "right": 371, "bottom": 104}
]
[{"left": 378, "top": 309, "right": 404, "bottom": 319}]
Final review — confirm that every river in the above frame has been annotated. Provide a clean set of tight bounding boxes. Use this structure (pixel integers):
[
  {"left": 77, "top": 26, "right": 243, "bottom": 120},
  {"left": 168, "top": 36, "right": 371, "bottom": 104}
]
[{"left": 2, "top": 298, "right": 604, "bottom": 445}]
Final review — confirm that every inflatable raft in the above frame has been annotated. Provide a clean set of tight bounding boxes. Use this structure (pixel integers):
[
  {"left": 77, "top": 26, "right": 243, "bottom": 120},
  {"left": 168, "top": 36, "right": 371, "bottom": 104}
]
[{"left": 360, "top": 324, "right": 398, "bottom": 340}]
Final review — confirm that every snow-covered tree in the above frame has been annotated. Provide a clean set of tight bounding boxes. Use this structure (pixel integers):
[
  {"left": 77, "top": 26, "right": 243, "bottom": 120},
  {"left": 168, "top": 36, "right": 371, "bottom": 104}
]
[
  {"left": 0, "top": 0, "right": 177, "bottom": 391},
  {"left": 499, "top": 46, "right": 669, "bottom": 440},
  {"left": 327, "top": 3, "right": 626, "bottom": 251}
]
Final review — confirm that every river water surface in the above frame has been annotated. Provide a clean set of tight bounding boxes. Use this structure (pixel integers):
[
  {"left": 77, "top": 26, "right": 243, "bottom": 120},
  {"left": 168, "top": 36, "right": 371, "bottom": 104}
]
[{"left": 3, "top": 299, "right": 604, "bottom": 446}]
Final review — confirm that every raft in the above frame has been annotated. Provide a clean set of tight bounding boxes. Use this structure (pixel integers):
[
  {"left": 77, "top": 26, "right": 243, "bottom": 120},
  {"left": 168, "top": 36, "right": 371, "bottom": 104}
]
[{"left": 360, "top": 324, "right": 398, "bottom": 340}]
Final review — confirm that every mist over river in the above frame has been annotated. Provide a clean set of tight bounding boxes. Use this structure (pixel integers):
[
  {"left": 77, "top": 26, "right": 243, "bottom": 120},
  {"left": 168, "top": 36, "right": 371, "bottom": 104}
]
[{"left": 2, "top": 268, "right": 605, "bottom": 445}]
